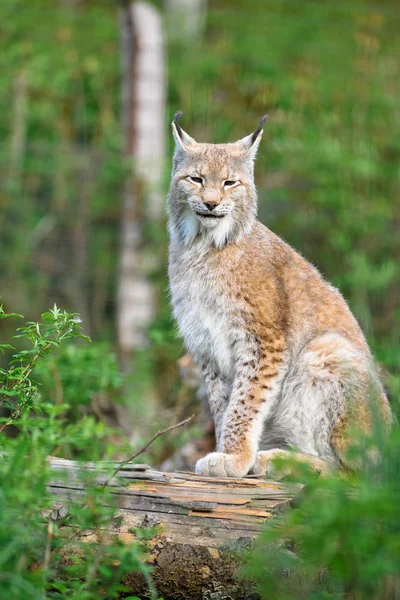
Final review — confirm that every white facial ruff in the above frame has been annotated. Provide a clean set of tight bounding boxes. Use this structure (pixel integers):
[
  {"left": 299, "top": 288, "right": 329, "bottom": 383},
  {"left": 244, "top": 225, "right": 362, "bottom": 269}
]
[{"left": 178, "top": 208, "right": 236, "bottom": 249}]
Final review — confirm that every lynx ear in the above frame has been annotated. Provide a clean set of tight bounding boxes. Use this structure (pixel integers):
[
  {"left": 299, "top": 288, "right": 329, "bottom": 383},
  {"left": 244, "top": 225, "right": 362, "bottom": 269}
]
[
  {"left": 171, "top": 111, "right": 197, "bottom": 152},
  {"left": 236, "top": 115, "right": 268, "bottom": 160}
]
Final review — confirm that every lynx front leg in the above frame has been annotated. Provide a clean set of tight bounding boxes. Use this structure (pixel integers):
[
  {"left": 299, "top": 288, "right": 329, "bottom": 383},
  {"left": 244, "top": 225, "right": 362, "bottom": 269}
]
[
  {"left": 199, "top": 361, "right": 230, "bottom": 447},
  {"left": 196, "top": 334, "right": 286, "bottom": 478}
]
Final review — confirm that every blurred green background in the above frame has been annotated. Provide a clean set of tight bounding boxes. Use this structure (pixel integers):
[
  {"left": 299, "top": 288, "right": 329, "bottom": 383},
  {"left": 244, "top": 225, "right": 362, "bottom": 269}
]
[{"left": 1, "top": 0, "right": 399, "bottom": 440}]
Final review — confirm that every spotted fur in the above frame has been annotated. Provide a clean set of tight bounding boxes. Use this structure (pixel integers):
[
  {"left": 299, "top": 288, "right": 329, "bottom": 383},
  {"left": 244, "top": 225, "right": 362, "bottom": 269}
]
[{"left": 167, "top": 114, "right": 392, "bottom": 478}]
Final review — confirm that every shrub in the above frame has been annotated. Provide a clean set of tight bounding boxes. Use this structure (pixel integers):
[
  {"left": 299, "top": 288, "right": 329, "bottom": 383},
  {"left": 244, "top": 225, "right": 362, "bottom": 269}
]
[
  {"left": 0, "top": 305, "right": 153, "bottom": 599},
  {"left": 245, "top": 426, "right": 400, "bottom": 599}
]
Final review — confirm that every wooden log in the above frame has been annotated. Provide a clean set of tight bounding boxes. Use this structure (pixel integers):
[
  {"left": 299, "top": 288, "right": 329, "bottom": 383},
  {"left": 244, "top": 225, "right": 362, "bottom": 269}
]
[{"left": 47, "top": 456, "right": 302, "bottom": 599}]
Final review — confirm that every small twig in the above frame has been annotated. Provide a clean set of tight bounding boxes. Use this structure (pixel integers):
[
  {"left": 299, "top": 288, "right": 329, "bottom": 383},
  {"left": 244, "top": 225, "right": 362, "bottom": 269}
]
[
  {"left": 101, "top": 414, "right": 194, "bottom": 488},
  {"left": 0, "top": 408, "right": 20, "bottom": 434},
  {"left": 80, "top": 498, "right": 104, "bottom": 593},
  {"left": 19, "top": 342, "right": 53, "bottom": 381},
  {"left": 42, "top": 519, "right": 54, "bottom": 598},
  {"left": 81, "top": 545, "right": 103, "bottom": 592},
  {"left": 43, "top": 520, "right": 54, "bottom": 572}
]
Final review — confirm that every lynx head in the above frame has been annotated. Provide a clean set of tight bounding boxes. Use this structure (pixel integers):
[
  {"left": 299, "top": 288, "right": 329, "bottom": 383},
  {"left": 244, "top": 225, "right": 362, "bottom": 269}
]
[{"left": 167, "top": 113, "right": 268, "bottom": 249}]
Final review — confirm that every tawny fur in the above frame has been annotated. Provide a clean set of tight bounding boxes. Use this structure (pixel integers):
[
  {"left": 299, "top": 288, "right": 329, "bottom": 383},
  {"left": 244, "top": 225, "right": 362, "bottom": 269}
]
[{"left": 167, "top": 113, "right": 392, "bottom": 478}]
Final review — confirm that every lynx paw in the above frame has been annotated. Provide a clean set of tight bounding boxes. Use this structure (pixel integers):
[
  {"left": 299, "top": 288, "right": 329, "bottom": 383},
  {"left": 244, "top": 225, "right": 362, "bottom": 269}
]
[
  {"left": 252, "top": 449, "right": 330, "bottom": 479},
  {"left": 252, "top": 450, "right": 290, "bottom": 479},
  {"left": 195, "top": 452, "right": 250, "bottom": 478}
]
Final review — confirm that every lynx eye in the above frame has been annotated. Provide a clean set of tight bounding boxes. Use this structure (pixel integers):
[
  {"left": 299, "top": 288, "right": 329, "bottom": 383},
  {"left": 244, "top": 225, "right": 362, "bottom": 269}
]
[
  {"left": 224, "top": 180, "right": 237, "bottom": 187},
  {"left": 188, "top": 176, "right": 203, "bottom": 184}
]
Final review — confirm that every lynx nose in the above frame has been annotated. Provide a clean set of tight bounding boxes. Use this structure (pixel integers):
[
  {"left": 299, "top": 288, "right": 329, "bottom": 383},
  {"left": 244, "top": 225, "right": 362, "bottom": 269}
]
[
  {"left": 204, "top": 200, "right": 218, "bottom": 211},
  {"left": 203, "top": 191, "right": 220, "bottom": 212}
]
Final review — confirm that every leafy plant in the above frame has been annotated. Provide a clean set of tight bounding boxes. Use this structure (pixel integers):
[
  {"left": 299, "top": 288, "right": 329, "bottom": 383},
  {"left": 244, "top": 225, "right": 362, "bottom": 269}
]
[
  {"left": 0, "top": 307, "right": 154, "bottom": 599},
  {"left": 0, "top": 304, "right": 89, "bottom": 431},
  {"left": 35, "top": 341, "right": 123, "bottom": 422},
  {"left": 245, "top": 426, "right": 400, "bottom": 599}
]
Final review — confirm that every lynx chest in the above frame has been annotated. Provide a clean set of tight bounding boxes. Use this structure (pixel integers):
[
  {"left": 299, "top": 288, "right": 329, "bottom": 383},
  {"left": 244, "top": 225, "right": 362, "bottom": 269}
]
[{"left": 169, "top": 255, "right": 236, "bottom": 376}]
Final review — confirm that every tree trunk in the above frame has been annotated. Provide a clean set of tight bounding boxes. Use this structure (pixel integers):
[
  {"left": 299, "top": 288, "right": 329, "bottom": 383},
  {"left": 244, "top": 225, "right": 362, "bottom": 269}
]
[
  {"left": 117, "top": 1, "right": 165, "bottom": 371},
  {"left": 47, "top": 456, "right": 301, "bottom": 599}
]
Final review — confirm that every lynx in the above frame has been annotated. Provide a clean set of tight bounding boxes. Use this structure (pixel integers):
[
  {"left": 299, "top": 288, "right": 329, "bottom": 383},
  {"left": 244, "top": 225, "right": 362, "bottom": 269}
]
[{"left": 167, "top": 112, "right": 392, "bottom": 478}]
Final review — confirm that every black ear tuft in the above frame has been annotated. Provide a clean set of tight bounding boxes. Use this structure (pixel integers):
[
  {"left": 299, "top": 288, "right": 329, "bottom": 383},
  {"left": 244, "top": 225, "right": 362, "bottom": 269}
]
[
  {"left": 173, "top": 111, "right": 184, "bottom": 140},
  {"left": 173, "top": 111, "right": 183, "bottom": 123},
  {"left": 250, "top": 114, "right": 269, "bottom": 145}
]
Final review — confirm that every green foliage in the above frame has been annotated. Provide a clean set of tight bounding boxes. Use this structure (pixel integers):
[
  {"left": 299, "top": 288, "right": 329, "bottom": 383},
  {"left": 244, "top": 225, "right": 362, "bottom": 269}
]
[
  {"left": 0, "top": 307, "right": 152, "bottom": 599},
  {"left": 245, "top": 429, "right": 400, "bottom": 599},
  {"left": 0, "top": 0, "right": 123, "bottom": 342},
  {"left": 0, "top": 304, "right": 89, "bottom": 427},
  {"left": 0, "top": 437, "right": 153, "bottom": 599},
  {"left": 36, "top": 342, "right": 123, "bottom": 421}
]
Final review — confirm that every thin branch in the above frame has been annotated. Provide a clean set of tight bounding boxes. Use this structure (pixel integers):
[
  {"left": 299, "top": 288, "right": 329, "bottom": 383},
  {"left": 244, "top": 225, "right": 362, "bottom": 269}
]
[
  {"left": 101, "top": 414, "right": 194, "bottom": 488},
  {"left": 42, "top": 519, "right": 54, "bottom": 598},
  {"left": 0, "top": 408, "right": 20, "bottom": 434},
  {"left": 19, "top": 342, "right": 53, "bottom": 380}
]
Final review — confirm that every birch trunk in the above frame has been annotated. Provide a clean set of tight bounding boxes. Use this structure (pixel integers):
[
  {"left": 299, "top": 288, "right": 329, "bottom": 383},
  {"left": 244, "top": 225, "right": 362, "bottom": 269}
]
[{"left": 117, "top": 1, "right": 165, "bottom": 369}]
